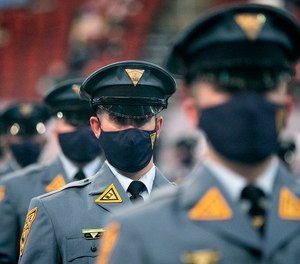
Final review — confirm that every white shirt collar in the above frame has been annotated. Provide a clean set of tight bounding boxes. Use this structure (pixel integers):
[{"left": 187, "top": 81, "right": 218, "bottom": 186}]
[
  {"left": 105, "top": 160, "right": 156, "bottom": 200},
  {"left": 204, "top": 157, "right": 279, "bottom": 201},
  {"left": 59, "top": 154, "right": 102, "bottom": 180}
]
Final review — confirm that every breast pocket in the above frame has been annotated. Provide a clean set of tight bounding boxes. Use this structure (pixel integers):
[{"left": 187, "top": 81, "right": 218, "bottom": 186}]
[{"left": 66, "top": 236, "right": 100, "bottom": 263}]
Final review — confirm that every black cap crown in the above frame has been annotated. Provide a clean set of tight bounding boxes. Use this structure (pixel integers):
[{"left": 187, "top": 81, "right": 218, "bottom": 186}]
[
  {"left": 1, "top": 102, "right": 50, "bottom": 136},
  {"left": 80, "top": 60, "right": 176, "bottom": 118},
  {"left": 166, "top": 4, "right": 300, "bottom": 77},
  {"left": 44, "top": 78, "right": 93, "bottom": 126}
]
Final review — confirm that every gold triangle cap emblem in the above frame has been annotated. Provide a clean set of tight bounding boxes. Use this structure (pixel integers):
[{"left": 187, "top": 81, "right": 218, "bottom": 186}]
[
  {"left": 19, "top": 104, "right": 33, "bottom": 117},
  {"left": 279, "top": 187, "right": 300, "bottom": 219},
  {"left": 234, "top": 13, "right": 266, "bottom": 41},
  {"left": 189, "top": 188, "right": 232, "bottom": 220},
  {"left": 95, "top": 183, "right": 123, "bottom": 203},
  {"left": 72, "top": 84, "right": 81, "bottom": 95},
  {"left": 125, "top": 69, "right": 144, "bottom": 86},
  {"left": 45, "top": 175, "right": 66, "bottom": 193}
]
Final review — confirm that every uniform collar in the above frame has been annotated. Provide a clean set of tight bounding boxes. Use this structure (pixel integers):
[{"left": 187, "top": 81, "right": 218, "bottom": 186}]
[
  {"left": 203, "top": 157, "right": 279, "bottom": 201},
  {"left": 59, "top": 154, "right": 102, "bottom": 180},
  {"left": 105, "top": 160, "right": 155, "bottom": 200},
  {"left": 88, "top": 162, "right": 170, "bottom": 196}
]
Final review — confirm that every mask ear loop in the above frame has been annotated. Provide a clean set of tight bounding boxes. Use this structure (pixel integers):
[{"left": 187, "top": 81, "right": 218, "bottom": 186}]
[{"left": 151, "top": 116, "right": 159, "bottom": 148}]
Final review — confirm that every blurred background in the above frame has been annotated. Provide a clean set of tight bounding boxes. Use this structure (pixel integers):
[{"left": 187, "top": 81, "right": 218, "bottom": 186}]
[{"left": 1, "top": 0, "right": 300, "bottom": 182}]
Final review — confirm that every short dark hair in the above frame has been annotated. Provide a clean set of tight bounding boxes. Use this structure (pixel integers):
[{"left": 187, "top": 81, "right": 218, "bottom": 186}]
[
  {"left": 186, "top": 68, "right": 291, "bottom": 93},
  {"left": 96, "top": 107, "right": 155, "bottom": 128}
]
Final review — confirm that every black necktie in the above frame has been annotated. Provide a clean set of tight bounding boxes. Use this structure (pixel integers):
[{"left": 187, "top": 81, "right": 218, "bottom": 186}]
[
  {"left": 240, "top": 185, "right": 267, "bottom": 235},
  {"left": 74, "top": 169, "right": 86, "bottom": 181},
  {"left": 127, "top": 181, "right": 146, "bottom": 203}
]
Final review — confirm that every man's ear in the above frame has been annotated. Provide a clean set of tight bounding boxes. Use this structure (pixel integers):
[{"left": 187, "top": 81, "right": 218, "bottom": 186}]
[
  {"left": 182, "top": 97, "right": 199, "bottom": 128},
  {"left": 90, "top": 116, "right": 101, "bottom": 138},
  {"left": 180, "top": 82, "right": 199, "bottom": 128},
  {"left": 51, "top": 119, "right": 59, "bottom": 142},
  {"left": 155, "top": 116, "right": 163, "bottom": 137}
]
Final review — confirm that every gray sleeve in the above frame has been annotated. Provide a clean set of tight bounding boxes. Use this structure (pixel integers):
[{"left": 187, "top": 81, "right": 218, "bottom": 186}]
[
  {"left": 97, "top": 218, "right": 145, "bottom": 264},
  {"left": 0, "top": 183, "right": 19, "bottom": 263},
  {"left": 18, "top": 197, "right": 60, "bottom": 264}
]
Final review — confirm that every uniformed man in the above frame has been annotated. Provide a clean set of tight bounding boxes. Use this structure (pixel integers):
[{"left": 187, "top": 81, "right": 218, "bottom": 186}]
[
  {"left": 18, "top": 60, "right": 176, "bottom": 264},
  {"left": 97, "top": 4, "right": 300, "bottom": 264},
  {"left": 0, "top": 79, "right": 103, "bottom": 264},
  {"left": 0, "top": 115, "right": 8, "bottom": 173},
  {"left": 0, "top": 102, "right": 50, "bottom": 176}
]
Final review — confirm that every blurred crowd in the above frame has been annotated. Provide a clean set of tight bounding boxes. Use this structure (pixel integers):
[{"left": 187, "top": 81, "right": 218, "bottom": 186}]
[
  {"left": 1, "top": 1, "right": 300, "bottom": 263},
  {"left": 1, "top": 0, "right": 300, "bottom": 184}
]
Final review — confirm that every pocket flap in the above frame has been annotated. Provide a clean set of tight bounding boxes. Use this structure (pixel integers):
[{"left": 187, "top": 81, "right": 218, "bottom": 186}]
[{"left": 66, "top": 236, "right": 99, "bottom": 262}]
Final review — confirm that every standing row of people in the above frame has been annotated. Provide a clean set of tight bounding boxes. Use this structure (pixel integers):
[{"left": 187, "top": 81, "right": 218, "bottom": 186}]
[
  {"left": 0, "top": 2, "right": 300, "bottom": 264},
  {"left": 0, "top": 79, "right": 103, "bottom": 263}
]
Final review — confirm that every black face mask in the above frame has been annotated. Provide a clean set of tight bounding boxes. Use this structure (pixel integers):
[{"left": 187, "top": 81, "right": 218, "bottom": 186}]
[
  {"left": 58, "top": 127, "right": 102, "bottom": 163},
  {"left": 99, "top": 127, "right": 157, "bottom": 173},
  {"left": 10, "top": 141, "right": 42, "bottom": 167},
  {"left": 199, "top": 92, "right": 284, "bottom": 164}
]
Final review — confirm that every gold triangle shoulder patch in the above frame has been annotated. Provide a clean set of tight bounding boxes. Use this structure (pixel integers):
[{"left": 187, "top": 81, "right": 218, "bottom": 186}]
[
  {"left": 45, "top": 175, "right": 66, "bottom": 193},
  {"left": 95, "top": 183, "right": 123, "bottom": 203},
  {"left": 0, "top": 186, "right": 5, "bottom": 202},
  {"left": 234, "top": 13, "right": 266, "bottom": 41},
  {"left": 97, "top": 222, "right": 120, "bottom": 264},
  {"left": 279, "top": 187, "right": 300, "bottom": 219},
  {"left": 19, "top": 207, "right": 38, "bottom": 257},
  {"left": 125, "top": 69, "right": 144, "bottom": 86},
  {"left": 189, "top": 187, "right": 232, "bottom": 220}
]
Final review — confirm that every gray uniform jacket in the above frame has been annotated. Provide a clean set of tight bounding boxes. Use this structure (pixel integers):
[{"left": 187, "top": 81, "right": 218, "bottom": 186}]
[
  {"left": 0, "top": 160, "right": 20, "bottom": 178},
  {"left": 0, "top": 157, "right": 97, "bottom": 264},
  {"left": 102, "top": 162, "right": 300, "bottom": 264},
  {"left": 18, "top": 163, "right": 172, "bottom": 264}
]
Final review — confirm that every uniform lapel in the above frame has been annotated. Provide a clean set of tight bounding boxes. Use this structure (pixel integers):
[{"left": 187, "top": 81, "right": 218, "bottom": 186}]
[
  {"left": 152, "top": 167, "right": 173, "bottom": 191},
  {"left": 89, "top": 163, "right": 131, "bottom": 212},
  {"left": 264, "top": 163, "right": 300, "bottom": 257},
  {"left": 180, "top": 164, "right": 262, "bottom": 251}
]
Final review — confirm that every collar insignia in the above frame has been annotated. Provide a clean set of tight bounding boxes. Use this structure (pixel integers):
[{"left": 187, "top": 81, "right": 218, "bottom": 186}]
[
  {"left": 276, "top": 108, "right": 286, "bottom": 131},
  {"left": 125, "top": 69, "right": 144, "bottom": 86},
  {"left": 182, "top": 250, "right": 221, "bottom": 264},
  {"left": 95, "top": 183, "right": 123, "bottom": 203},
  {"left": 82, "top": 228, "right": 105, "bottom": 240},
  {"left": 150, "top": 132, "right": 157, "bottom": 149},
  {"left": 45, "top": 174, "right": 66, "bottom": 193},
  {"left": 234, "top": 13, "right": 266, "bottom": 40},
  {"left": 279, "top": 187, "right": 300, "bottom": 219},
  {"left": 189, "top": 188, "right": 232, "bottom": 220}
]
